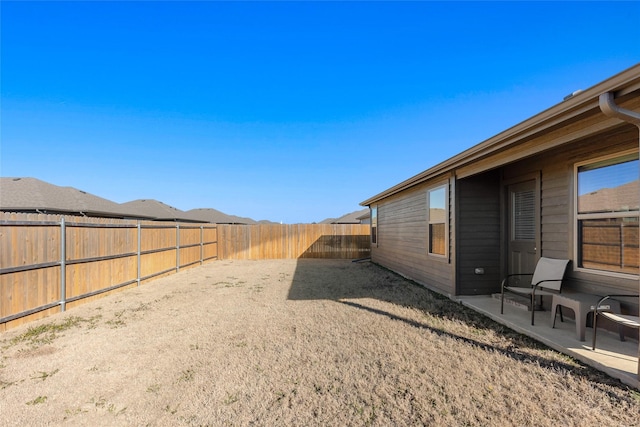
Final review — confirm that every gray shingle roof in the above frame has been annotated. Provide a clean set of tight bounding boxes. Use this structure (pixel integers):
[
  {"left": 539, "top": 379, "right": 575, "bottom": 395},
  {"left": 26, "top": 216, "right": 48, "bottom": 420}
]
[
  {"left": 356, "top": 210, "right": 371, "bottom": 221},
  {"left": 119, "top": 199, "right": 202, "bottom": 222},
  {"left": 0, "top": 177, "right": 147, "bottom": 218},
  {"left": 323, "top": 208, "right": 370, "bottom": 224},
  {"left": 185, "top": 208, "right": 256, "bottom": 225},
  {"left": 578, "top": 180, "right": 639, "bottom": 213},
  {"left": 318, "top": 217, "right": 337, "bottom": 224},
  {"left": 1, "top": 177, "right": 349, "bottom": 224}
]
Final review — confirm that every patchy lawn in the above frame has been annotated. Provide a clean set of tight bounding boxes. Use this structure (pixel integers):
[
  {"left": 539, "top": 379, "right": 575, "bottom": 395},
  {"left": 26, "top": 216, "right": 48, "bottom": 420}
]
[{"left": 1, "top": 259, "right": 639, "bottom": 426}]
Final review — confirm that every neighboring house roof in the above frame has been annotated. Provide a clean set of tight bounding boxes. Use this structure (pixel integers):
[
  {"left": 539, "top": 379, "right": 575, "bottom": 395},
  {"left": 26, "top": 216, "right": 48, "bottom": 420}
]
[
  {"left": 256, "top": 219, "right": 279, "bottom": 224},
  {"left": 578, "top": 180, "right": 640, "bottom": 213},
  {"left": 361, "top": 63, "right": 640, "bottom": 206},
  {"left": 429, "top": 208, "right": 446, "bottom": 223},
  {"left": 0, "top": 177, "right": 274, "bottom": 223},
  {"left": 356, "top": 210, "right": 371, "bottom": 221},
  {"left": 230, "top": 215, "right": 258, "bottom": 225},
  {"left": 185, "top": 208, "right": 257, "bottom": 225},
  {"left": 0, "top": 177, "right": 148, "bottom": 219},
  {"left": 325, "top": 208, "right": 370, "bottom": 224},
  {"left": 120, "top": 199, "right": 203, "bottom": 222},
  {"left": 318, "top": 217, "right": 337, "bottom": 224}
]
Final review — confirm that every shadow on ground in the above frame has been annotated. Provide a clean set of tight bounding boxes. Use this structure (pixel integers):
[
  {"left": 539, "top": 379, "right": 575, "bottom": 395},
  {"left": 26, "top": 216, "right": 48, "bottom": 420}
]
[
  {"left": 287, "top": 258, "right": 633, "bottom": 389},
  {"left": 287, "top": 258, "right": 498, "bottom": 332}
]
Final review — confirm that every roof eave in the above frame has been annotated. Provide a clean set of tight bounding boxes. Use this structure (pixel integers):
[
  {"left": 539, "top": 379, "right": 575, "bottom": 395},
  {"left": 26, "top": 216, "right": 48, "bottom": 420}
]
[{"left": 361, "top": 63, "right": 640, "bottom": 206}]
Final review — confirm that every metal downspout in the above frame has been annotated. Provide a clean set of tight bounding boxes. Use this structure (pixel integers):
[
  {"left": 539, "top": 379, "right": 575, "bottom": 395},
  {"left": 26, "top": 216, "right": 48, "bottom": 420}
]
[
  {"left": 599, "top": 92, "right": 640, "bottom": 126},
  {"left": 598, "top": 91, "right": 640, "bottom": 379}
]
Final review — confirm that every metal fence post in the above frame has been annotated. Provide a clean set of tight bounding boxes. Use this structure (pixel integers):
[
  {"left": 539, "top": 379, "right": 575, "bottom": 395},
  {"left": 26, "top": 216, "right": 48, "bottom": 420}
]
[
  {"left": 137, "top": 221, "right": 141, "bottom": 286},
  {"left": 620, "top": 222, "right": 624, "bottom": 269},
  {"left": 60, "top": 217, "right": 66, "bottom": 312}
]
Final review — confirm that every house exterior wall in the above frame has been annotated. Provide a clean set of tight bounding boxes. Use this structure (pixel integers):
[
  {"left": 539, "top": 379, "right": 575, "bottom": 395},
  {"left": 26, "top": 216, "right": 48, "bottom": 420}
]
[
  {"left": 365, "top": 68, "right": 640, "bottom": 333},
  {"left": 364, "top": 71, "right": 640, "bottom": 374},
  {"left": 371, "top": 175, "right": 455, "bottom": 295},
  {"left": 371, "top": 124, "right": 638, "bottom": 302},
  {"left": 503, "top": 124, "right": 639, "bottom": 296}
]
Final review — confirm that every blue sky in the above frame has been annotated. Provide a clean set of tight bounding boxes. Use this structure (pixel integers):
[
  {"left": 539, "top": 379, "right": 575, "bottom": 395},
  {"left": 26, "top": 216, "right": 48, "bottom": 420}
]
[{"left": 1, "top": 1, "right": 639, "bottom": 223}]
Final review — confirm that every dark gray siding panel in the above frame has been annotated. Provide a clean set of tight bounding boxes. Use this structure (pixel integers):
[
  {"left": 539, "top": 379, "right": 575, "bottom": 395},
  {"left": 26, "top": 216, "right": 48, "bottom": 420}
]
[{"left": 456, "top": 170, "right": 502, "bottom": 295}]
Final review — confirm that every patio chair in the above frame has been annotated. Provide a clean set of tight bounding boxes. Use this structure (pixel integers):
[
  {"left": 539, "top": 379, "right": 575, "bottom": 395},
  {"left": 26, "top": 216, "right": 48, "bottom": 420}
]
[
  {"left": 592, "top": 294, "right": 640, "bottom": 351},
  {"left": 500, "top": 257, "right": 570, "bottom": 326}
]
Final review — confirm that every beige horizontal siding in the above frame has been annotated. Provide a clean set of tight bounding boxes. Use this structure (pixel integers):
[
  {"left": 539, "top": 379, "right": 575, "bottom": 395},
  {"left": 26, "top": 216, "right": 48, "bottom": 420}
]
[{"left": 372, "top": 182, "right": 454, "bottom": 294}]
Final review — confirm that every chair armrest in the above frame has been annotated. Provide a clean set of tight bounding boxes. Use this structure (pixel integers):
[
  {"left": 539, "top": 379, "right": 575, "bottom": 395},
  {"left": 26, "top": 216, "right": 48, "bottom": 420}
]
[
  {"left": 501, "top": 273, "right": 534, "bottom": 290},
  {"left": 531, "top": 278, "right": 564, "bottom": 292},
  {"left": 594, "top": 294, "right": 639, "bottom": 311}
]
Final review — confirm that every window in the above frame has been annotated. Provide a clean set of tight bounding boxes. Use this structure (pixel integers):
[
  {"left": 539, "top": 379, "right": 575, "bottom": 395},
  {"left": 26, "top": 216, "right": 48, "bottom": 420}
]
[
  {"left": 576, "top": 151, "right": 639, "bottom": 276},
  {"left": 371, "top": 205, "right": 378, "bottom": 245},
  {"left": 428, "top": 185, "right": 447, "bottom": 256}
]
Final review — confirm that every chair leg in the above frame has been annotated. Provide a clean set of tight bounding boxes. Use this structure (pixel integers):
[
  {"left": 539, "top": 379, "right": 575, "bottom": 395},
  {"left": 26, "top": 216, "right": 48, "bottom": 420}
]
[
  {"left": 530, "top": 294, "right": 535, "bottom": 326},
  {"left": 501, "top": 290, "right": 505, "bottom": 314},
  {"left": 592, "top": 311, "right": 598, "bottom": 350}
]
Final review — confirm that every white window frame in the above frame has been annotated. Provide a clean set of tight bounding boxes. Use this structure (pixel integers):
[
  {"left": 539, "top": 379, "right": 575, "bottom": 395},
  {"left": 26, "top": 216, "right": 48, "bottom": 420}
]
[
  {"left": 574, "top": 149, "right": 639, "bottom": 279},
  {"left": 427, "top": 183, "right": 448, "bottom": 258}
]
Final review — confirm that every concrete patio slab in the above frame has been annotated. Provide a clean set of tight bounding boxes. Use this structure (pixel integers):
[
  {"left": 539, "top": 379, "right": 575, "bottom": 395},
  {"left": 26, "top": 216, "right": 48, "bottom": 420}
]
[{"left": 457, "top": 295, "right": 639, "bottom": 390}]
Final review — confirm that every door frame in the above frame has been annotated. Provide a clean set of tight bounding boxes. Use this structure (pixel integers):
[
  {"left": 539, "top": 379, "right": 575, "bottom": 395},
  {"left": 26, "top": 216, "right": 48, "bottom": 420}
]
[{"left": 501, "top": 171, "right": 541, "bottom": 277}]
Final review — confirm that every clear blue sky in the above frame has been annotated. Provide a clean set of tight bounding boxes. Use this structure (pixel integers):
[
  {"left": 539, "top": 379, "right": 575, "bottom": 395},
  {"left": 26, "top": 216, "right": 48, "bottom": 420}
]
[{"left": 2, "top": 1, "right": 639, "bottom": 223}]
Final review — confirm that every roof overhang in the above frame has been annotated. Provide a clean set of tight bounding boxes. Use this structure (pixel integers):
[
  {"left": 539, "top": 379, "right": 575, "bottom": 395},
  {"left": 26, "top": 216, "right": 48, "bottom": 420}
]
[{"left": 361, "top": 63, "right": 640, "bottom": 206}]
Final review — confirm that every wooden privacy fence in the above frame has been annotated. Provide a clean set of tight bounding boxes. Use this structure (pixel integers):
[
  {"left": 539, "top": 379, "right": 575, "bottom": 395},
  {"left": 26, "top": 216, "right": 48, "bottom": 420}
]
[
  {"left": 1, "top": 216, "right": 369, "bottom": 331},
  {"left": 217, "top": 223, "right": 371, "bottom": 260},
  {"left": 0, "top": 213, "right": 218, "bottom": 331},
  {"left": 580, "top": 219, "right": 639, "bottom": 275}
]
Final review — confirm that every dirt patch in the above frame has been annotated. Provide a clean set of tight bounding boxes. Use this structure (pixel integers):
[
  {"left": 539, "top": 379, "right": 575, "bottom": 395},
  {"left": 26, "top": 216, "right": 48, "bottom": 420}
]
[{"left": 1, "top": 259, "right": 639, "bottom": 426}]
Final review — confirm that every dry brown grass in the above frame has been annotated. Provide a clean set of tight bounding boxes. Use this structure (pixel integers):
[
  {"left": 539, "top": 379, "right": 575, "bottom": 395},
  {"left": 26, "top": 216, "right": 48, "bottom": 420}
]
[{"left": 1, "top": 259, "right": 639, "bottom": 426}]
